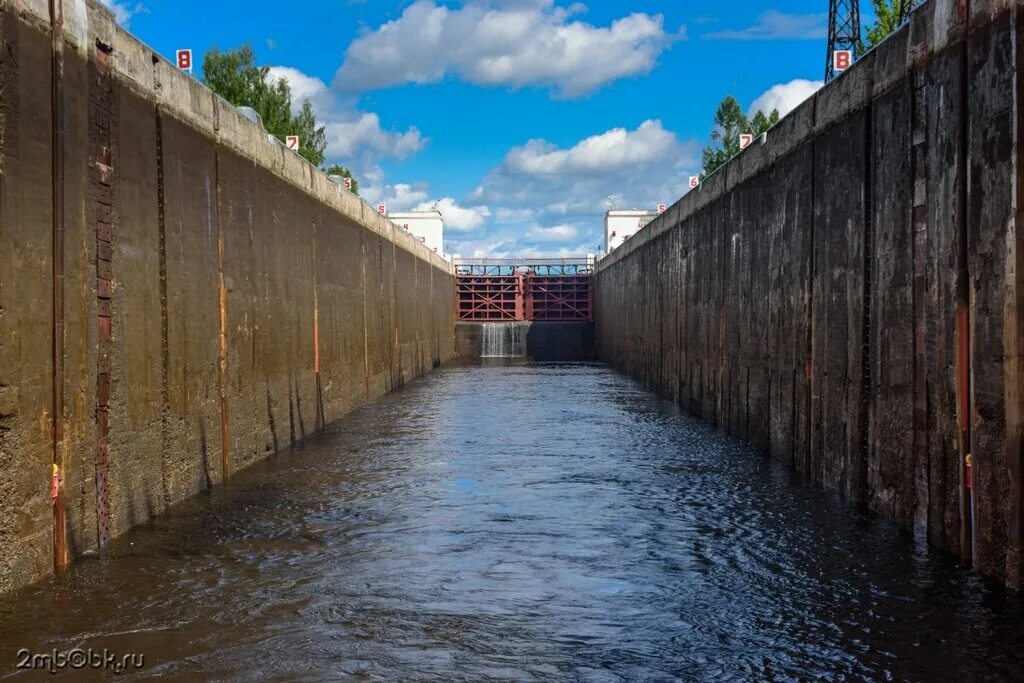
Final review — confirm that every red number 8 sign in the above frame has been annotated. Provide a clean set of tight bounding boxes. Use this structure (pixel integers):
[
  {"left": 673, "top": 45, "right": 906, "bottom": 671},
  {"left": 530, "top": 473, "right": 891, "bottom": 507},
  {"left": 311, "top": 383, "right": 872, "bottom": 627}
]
[
  {"left": 833, "top": 50, "right": 852, "bottom": 72},
  {"left": 176, "top": 49, "right": 192, "bottom": 72}
]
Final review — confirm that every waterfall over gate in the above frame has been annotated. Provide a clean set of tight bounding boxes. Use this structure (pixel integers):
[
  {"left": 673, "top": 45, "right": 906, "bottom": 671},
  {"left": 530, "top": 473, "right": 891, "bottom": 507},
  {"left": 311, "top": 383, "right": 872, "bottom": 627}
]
[{"left": 479, "top": 322, "right": 529, "bottom": 358}]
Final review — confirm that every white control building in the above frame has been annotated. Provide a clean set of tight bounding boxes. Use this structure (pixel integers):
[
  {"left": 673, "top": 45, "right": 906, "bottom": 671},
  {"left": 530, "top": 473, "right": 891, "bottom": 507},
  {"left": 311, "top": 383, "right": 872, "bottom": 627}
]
[
  {"left": 389, "top": 210, "right": 445, "bottom": 257},
  {"left": 604, "top": 209, "right": 660, "bottom": 253}
]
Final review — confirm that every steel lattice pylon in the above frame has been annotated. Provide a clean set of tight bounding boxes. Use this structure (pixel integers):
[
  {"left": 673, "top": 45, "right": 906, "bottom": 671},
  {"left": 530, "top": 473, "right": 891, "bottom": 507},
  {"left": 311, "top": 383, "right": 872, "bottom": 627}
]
[
  {"left": 825, "top": 0, "right": 860, "bottom": 82},
  {"left": 897, "top": 0, "right": 921, "bottom": 24}
]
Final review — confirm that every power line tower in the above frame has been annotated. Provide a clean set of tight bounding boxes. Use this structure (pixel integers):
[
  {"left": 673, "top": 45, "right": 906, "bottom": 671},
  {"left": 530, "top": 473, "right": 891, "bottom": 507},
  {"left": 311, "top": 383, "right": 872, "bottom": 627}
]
[
  {"left": 825, "top": 0, "right": 861, "bottom": 82},
  {"left": 896, "top": 0, "right": 920, "bottom": 24}
]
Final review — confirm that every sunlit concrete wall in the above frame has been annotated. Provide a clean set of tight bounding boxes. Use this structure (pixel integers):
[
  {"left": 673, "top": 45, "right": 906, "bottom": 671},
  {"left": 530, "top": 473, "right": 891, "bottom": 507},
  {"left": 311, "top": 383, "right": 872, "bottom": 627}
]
[
  {"left": 594, "top": 0, "right": 1023, "bottom": 587},
  {"left": 0, "top": 0, "right": 455, "bottom": 595}
]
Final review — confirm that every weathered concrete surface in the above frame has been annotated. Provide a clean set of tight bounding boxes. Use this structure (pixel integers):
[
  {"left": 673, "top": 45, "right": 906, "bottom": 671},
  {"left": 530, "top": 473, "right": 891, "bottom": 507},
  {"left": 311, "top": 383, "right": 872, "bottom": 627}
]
[
  {"left": 526, "top": 322, "right": 595, "bottom": 361},
  {"left": 455, "top": 322, "right": 595, "bottom": 360},
  {"left": 0, "top": 0, "right": 455, "bottom": 595},
  {"left": 595, "top": 0, "right": 1024, "bottom": 586}
]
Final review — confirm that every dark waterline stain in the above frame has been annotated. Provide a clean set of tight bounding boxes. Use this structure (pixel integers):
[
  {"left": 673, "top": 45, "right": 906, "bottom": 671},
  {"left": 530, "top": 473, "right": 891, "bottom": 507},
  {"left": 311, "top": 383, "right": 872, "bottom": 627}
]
[{"left": 1, "top": 361, "right": 1023, "bottom": 680}]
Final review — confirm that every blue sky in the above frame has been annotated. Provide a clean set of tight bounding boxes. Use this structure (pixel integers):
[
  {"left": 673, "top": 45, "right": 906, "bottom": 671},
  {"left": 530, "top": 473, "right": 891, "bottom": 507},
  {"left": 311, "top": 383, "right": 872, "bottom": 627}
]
[{"left": 106, "top": 0, "right": 836, "bottom": 256}]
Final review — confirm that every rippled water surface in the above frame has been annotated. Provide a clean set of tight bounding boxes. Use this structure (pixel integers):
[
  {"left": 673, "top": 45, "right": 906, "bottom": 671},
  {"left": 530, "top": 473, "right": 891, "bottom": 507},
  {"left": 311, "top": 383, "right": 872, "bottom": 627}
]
[{"left": 2, "top": 361, "right": 1024, "bottom": 680}]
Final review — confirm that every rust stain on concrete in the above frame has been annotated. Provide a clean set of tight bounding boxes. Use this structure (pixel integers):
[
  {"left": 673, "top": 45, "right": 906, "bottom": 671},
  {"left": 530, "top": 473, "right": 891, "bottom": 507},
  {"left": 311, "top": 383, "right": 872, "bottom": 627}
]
[{"left": 0, "top": 0, "right": 456, "bottom": 595}]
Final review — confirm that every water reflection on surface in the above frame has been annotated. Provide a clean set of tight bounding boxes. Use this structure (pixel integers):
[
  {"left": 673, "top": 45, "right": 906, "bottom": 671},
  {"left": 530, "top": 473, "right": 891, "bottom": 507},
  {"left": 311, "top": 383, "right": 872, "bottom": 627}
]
[{"left": 1, "top": 360, "right": 1022, "bottom": 680}]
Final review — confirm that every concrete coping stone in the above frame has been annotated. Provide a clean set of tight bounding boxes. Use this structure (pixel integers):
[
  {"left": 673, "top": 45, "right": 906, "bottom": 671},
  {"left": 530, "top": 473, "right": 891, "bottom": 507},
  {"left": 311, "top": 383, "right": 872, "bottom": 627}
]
[
  {"left": 870, "top": 22, "right": 912, "bottom": 97},
  {"left": 726, "top": 130, "right": 772, "bottom": 191},
  {"left": 765, "top": 97, "right": 815, "bottom": 165}
]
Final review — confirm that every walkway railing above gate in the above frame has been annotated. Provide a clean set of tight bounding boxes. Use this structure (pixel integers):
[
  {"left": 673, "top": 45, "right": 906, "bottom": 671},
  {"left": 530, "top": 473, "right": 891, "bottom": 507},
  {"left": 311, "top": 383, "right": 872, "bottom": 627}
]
[{"left": 454, "top": 256, "right": 594, "bottom": 277}]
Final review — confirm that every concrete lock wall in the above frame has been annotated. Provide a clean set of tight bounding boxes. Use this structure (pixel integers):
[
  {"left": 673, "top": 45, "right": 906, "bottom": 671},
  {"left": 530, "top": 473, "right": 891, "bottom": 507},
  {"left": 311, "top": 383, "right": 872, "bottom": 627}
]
[
  {"left": 0, "top": 0, "right": 455, "bottom": 595},
  {"left": 595, "top": 0, "right": 1024, "bottom": 587}
]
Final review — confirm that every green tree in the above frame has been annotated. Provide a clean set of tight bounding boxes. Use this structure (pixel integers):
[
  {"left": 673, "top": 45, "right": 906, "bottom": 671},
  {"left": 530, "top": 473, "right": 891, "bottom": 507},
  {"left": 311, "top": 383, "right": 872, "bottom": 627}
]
[
  {"left": 202, "top": 45, "right": 327, "bottom": 166},
  {"left": 862, "top": 0, "right": 915, "bottom": 51},
  {"left": 323, "top": 163, "right": 359, "bottom": 195},
  {"left": 750, "top": 109, "right": 780, "bottom": 136},
  {"left": 701, "top": 96, "right": 780, "bottom": 177}
]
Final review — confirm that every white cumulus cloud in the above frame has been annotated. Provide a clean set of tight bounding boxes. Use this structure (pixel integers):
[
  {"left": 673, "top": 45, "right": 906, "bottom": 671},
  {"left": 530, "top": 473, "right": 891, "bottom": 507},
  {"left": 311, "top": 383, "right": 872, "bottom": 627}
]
[
  {"left": 749, "top": 78, "right": 823, "bottom": 118},
  {"left": 445, "top": 119, "right": 699, "bottom": 256},
  {"left": 266, "top": 66, "right": 330, "bottom": 107},
  {"left": 415, "top": 198, "right": 491, "bottom": 232},
  {"left": 99, "top": 0, "right": 144, "bottom": 25},
  {"left": 359, "top": 167, "right": 430, "bottom": 210},
  {"left": 526, "top": 224, "right": 579, "bottom": 242},
  {"left": 375, "top": 185, "right": 428, "bottom": 211},
  {"left": 473, "top": 119, "right": 697, "bottom": 214},
  {"left": 265, "top": 66, "right": 427, "bottom": 162},
  {"left": 505, "top": 119, "right": 680, "bottom": 174},
  {"left": 495, "top": 207, "right": 535, "bottom": 223},
  {"left": 325, "top": 114, "right": 426, "bottom": 160},
  {"left": 333, "top": 0, "right": 680, "bottom": 98}
]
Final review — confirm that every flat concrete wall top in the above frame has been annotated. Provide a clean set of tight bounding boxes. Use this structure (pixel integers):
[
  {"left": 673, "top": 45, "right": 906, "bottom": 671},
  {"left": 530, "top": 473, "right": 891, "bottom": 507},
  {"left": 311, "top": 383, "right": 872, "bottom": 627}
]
[
  {"left": 595, "top": 0, "right": 1010, "bottom": 272},
  {"left": 10, "top": 0, "right": 450, "bottom": 275}
]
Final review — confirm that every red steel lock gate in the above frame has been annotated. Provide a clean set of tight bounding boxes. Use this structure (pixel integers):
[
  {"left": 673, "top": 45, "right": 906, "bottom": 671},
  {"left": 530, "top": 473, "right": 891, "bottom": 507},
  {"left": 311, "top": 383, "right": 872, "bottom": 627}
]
[{"left": 455, "top": 258, "right": 593, "bottom": 322}]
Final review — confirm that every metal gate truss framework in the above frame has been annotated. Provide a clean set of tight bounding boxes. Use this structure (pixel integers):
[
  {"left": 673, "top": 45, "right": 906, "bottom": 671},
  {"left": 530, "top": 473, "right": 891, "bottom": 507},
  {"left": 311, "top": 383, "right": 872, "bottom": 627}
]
[
  {"left": 455, "top": 258, "right": 593, "bottom": 322},
  {"left": 456, "top": 275, "right": 523, "bottom": 321},
  {"left": 528, "top": 276, "right": 592, "bottom": 321}
]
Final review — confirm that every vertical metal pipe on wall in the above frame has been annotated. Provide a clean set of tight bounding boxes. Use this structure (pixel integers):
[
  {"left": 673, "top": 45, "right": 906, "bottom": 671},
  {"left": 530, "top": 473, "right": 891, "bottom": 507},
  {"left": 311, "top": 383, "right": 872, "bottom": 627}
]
[
  {"left": 313, "top": 218, "right": 323, "bottom": 430},
  {"left": 215, "top": 152, "right": 229, "bottom": 484},
  {"left": 1006, "top": 3, "right": 1024, "bottom": 588},
  {"left": 955, "top": 34, "right": 974, "bottom": 567},
  {"left": 49, "top": 0, "right": 68, "bottom": 569}
]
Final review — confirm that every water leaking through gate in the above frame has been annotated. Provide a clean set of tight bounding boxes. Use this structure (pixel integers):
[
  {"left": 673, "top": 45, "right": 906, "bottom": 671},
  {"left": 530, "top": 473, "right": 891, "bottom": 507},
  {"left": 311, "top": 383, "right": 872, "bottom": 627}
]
[{"left": 479, "top": 322, "right": 529, "bottom": 357}]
